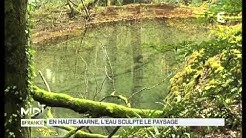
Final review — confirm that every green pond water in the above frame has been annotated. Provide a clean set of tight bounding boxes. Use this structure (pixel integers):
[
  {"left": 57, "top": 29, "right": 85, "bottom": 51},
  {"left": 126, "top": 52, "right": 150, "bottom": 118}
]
[{"left": 33, "top": 18, "right": 211, "bottom": 136}]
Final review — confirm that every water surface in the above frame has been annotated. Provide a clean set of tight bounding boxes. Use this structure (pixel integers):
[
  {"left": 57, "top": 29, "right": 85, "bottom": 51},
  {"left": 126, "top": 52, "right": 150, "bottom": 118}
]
[{"left": 34, "top": 19, "right": 211, "bottom": 119}]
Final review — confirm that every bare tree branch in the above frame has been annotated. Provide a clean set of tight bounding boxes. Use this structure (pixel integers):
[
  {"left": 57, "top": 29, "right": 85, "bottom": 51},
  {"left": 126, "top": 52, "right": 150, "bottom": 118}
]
[
  {"left": 38, "top": 70, "right": 51, "bottom": 92},
  {"left": 107, "top": 126, "right": 121, "bottom": 138},
  {"left": 80, "top": 0, "right": 90, "bottom": 19},
  {"left": 100, "top": 94, "right": 131, "bottom": 107},
  {"left": 128, "top": 73, "right": 173, "bottom": 100},
  {"left": 64, "top": 126, "right": 85, "bottom": 138},
  {"left": 31, "top": 71, "right": 51, "bottom": 119},
  {"left": 79, "top": 55, "right": 89, "bottom": 98},
  {"left": 93, "top": 77, "right": 107, "bottom": 100}
]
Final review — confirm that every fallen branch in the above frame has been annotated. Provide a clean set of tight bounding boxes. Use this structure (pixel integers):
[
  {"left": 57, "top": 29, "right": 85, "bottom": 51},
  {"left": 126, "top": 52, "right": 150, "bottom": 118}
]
[
  {"left": 31, "top": 85, "right": 163, "bottom": 118},
  {"left": 64, "top": 126, "right": 84, "bottom": 138},
  {"left": 55, "top": 126, "right": 108, "bottom": 138},
  {"left": 108, "top": 126, "right": 121, "bottom": 138}
]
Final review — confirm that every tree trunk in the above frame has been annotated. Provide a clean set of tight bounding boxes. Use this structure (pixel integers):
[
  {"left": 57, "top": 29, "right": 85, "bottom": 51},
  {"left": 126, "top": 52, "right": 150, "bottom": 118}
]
[
  {"left": 4, "top": 0, "right": 30, "bottom": 137},
  {"left": 105, "top": 25, "right": 117, "bottom": 103},
  {"left": 130, "top": 21, "right": 143, "bottom": 108}
]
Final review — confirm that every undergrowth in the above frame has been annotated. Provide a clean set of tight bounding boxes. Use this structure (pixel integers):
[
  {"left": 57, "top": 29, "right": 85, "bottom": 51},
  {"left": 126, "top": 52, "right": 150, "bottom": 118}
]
[{"left": 119, "top": 16, "right": 242, "bottom": 138}]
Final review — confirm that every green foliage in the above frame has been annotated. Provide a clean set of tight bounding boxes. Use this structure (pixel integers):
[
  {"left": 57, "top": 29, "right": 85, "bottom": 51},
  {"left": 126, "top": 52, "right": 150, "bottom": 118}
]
[
  {"left": 161, "top": 49, "right": 241, "bottom": 136},
  {"left": 201, "top": 0, "right": 242, "bottom": 23},
  {"left": 208, "top": 0, "right": 241, "bottom": 15},
  {"left": 159, "top": 23, "right": 242, "bottom": 136},
  {"left": 210, "top": 24, "right": 241, "bottom": 44},
  {"left": 28, "top": 0, "right": 66, "bottom": 14},
  {"left": 145, "top": 23, "right": 241, "bottom": 63},
  {"left": 119, "top": 126, "right": 143, "bottom": 138},
  {"left": 130, "top": 19, "right": 242, "bottom": 137},
  {"left": 119, "top": 126, "right": 197, "bottom": 137},
  {"left": 33, "top": 127, "right": 58, "bottom": 137}
]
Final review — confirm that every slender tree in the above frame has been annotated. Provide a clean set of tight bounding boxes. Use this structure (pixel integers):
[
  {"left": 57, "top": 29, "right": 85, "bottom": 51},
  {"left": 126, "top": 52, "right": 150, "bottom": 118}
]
[
  {"left": 130, "top": 21, "right": 143, "bottom": 108},
  {"left": 4, "top": 0, "right": 31, "bottom": 137},
  {"left": 105, "top": 25, "right": 117, "bottom": 102}
]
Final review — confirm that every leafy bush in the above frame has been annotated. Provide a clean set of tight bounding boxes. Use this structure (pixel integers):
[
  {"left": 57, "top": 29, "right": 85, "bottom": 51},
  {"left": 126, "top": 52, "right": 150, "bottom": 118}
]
[
  {"left": 202, "top": 0, "right": 242, "bottom": 23},
  {"left": 208, "top": 0, "right": 242, "bottom": 15},
  {"left": 159, "top": 23, "right": 242, "bottom": 136}
]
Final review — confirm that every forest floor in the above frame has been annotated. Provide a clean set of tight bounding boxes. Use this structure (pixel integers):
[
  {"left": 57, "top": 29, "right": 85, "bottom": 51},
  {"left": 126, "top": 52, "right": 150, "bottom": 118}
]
[{"left": 31, "top": 4, "right": 205, "bottom": 46}]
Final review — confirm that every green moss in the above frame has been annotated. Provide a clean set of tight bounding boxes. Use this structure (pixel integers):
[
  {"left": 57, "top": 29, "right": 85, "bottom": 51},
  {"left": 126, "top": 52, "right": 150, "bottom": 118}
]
[
  {"left": 4, "top": 0, "right": 14, "bottom": 13},
  {"left": 163, "top": 48, "right": 242, "bottom": 135},
  {"left": 31, "top": 86, "right": 163, "bottom": 118}
]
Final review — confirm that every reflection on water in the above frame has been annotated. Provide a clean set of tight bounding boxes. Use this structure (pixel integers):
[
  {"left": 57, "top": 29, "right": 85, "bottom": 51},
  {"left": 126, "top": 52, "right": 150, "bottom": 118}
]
[{"left": 34, "top": 19, "right": 210, "bottom": 119}]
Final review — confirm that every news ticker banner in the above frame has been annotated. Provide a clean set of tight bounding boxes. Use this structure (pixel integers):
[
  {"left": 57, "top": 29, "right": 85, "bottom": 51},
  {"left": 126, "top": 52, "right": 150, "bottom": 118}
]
[{"left": 21, "top": 118, "right": 225, "bottom": 127}]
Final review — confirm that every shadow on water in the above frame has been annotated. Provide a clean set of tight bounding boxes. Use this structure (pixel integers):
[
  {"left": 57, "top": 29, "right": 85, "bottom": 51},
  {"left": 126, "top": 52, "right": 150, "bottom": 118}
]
[{"left": 33, "top": 18, "right": 211, "bottom": 136}]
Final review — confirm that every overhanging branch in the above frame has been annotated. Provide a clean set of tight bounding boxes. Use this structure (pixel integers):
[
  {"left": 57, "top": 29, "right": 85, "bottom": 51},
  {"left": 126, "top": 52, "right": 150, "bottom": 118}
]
[{"left": 31, "top": 86, "right": 163, "bottom": 118}]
